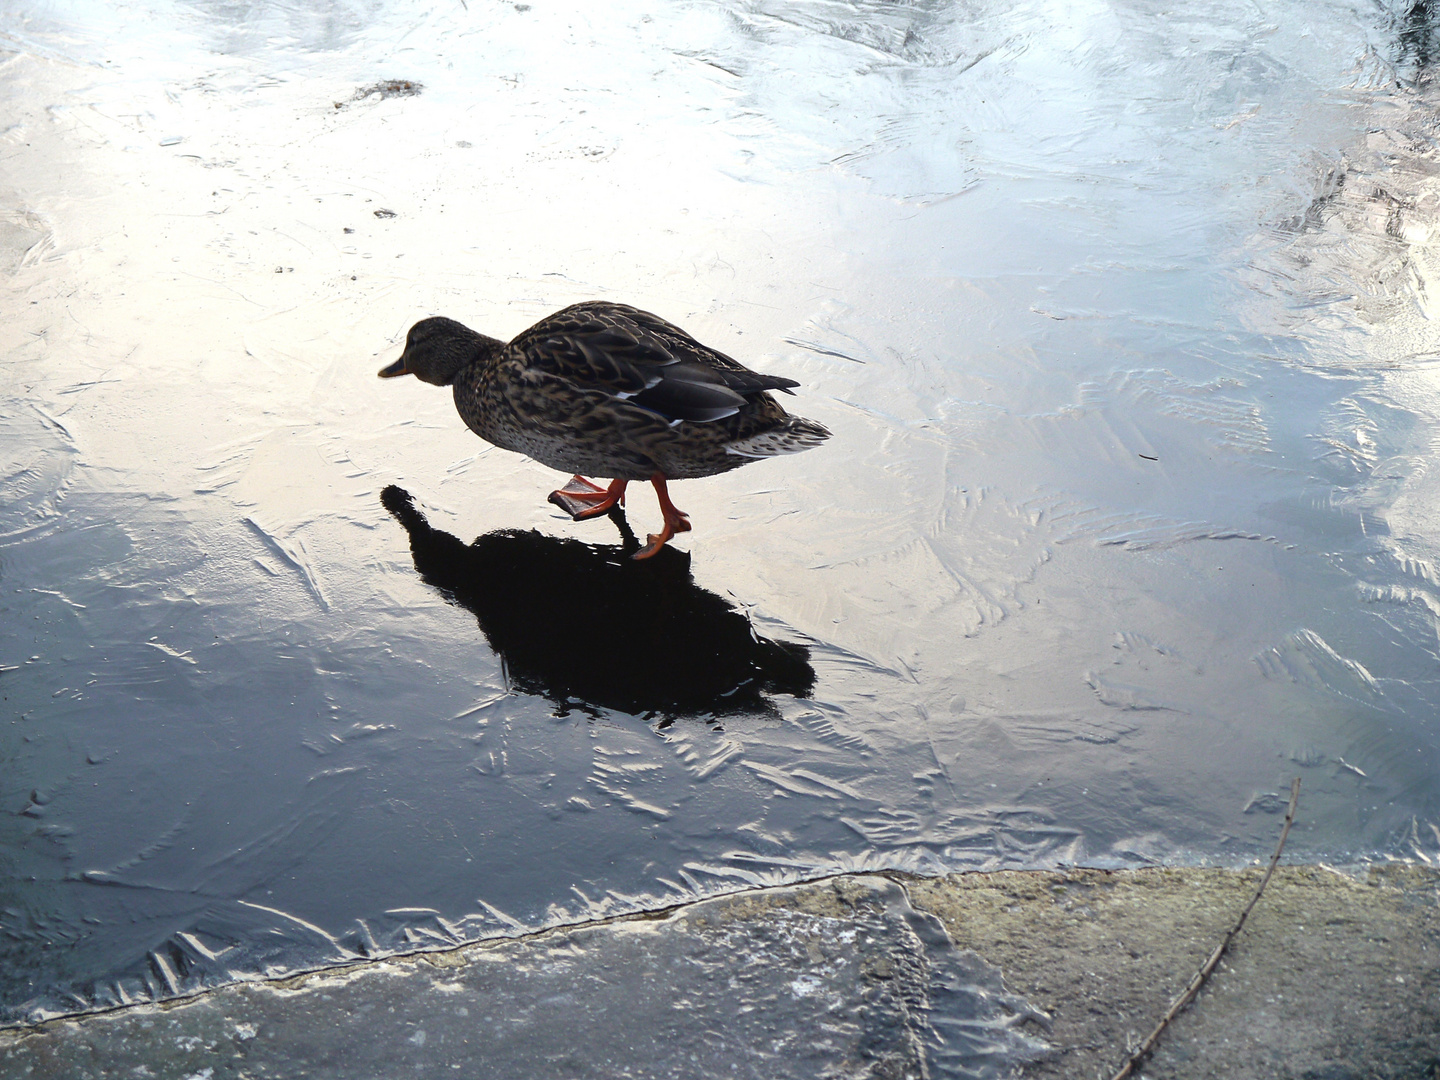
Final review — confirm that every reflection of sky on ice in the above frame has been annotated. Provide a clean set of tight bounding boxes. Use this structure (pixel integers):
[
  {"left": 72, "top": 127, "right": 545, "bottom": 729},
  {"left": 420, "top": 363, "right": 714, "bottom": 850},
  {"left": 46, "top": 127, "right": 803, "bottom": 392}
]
[{"left": 3, "top": 0, "right": 1440, "bottom": 1022}]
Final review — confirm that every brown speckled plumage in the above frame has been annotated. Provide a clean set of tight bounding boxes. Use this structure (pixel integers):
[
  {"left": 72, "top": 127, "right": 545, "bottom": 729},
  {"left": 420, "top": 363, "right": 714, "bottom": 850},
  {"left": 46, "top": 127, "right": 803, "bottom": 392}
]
[{"left": 379, "top": 301, "right": 830, "bottom": 557}]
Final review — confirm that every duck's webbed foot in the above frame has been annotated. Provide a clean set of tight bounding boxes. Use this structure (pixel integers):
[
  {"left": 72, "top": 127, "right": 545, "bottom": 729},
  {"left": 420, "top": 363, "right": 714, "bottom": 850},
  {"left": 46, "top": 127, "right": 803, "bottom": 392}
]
[
  {"left": 548, "top": 475, "right": 628, "bottom": 520},
  {"left": 632, "top": 473, "right": 692, "bottom": 560}
]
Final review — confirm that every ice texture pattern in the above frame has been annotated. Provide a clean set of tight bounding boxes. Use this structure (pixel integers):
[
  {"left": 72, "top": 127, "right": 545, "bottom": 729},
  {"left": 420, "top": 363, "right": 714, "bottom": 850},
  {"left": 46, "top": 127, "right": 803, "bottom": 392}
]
[{"left": 3, "top": 0, "right": 1440, "bottom": 1026}]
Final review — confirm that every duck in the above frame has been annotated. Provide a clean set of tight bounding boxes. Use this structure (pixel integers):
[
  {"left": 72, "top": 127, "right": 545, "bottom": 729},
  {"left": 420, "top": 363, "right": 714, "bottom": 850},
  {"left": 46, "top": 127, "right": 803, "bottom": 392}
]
[{"left": 378, "top": 301, "right": 831, "bottom": 559}]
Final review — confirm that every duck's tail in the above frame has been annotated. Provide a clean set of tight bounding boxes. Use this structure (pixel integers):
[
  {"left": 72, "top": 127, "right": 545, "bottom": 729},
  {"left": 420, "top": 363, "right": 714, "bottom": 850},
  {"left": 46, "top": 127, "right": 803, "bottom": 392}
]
[{"left": 724, "top": 416, "right": 831, "bottom": 459}]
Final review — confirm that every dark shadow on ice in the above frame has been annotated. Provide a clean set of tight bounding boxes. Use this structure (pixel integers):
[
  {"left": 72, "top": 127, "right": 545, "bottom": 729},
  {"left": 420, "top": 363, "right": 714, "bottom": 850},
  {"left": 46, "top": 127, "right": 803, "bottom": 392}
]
[
  {"left": 1396, "top": 0, "right": 1440, "bottom": 83},
  {"left": 381, "top": 486, "right": 815, "bottom": 720}
]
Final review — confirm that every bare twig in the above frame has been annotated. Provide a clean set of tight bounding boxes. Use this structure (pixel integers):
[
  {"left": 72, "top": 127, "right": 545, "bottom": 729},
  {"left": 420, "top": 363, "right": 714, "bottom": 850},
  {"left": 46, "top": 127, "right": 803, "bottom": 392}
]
[{"left": 1108, "top": 777, "right": 1301, "bottom": 1080}]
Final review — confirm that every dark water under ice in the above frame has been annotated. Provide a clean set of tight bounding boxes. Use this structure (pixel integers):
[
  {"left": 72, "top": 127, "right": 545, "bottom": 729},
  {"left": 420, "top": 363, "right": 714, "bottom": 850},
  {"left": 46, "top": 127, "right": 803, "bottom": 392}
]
[{"left": 4, "top": 0, "right": 1440, "bottom": 1025}]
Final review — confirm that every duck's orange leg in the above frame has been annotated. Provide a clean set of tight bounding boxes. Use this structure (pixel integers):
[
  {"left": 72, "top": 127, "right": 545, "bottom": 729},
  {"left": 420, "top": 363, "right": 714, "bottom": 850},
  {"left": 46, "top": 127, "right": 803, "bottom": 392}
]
[
  {"left": 548, "top": 475, "right": 628, "bottom": 520},
  {"left": 633, "top": 473, "right": 692, "bottom": 560}
]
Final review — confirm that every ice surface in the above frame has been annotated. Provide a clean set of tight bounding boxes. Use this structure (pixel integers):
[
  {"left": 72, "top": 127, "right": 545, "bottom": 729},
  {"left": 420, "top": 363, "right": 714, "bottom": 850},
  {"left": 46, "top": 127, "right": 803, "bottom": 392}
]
[
  {"left": 4, "top": 0, "right": 1440, "bottom": 1024},
  {"left": 0, "top": 876, "right": 1048, "bottom": 1080}
]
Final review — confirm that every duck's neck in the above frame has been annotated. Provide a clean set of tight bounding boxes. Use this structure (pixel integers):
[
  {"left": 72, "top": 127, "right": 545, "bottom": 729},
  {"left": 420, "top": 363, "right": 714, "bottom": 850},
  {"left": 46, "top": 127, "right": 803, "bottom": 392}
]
[
  {"left": 430, "top": 328, "right": 504, "bottom": 386},
  {"left": 458, "top": 332, "right": 505, "bottom": 383}
]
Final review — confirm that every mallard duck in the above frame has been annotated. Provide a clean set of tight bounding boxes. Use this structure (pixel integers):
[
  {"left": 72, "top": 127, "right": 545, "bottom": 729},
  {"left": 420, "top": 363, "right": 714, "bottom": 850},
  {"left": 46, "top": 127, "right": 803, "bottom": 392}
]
[{"left": 378, "top": 301, "right": 831, "bottom": 558}]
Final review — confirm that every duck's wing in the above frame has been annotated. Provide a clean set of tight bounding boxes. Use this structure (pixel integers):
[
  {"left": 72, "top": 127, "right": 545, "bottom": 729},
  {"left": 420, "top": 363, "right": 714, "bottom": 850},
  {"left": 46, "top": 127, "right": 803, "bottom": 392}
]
[{"left": 509, "top": 303, "right": 799, "bottom": 424}]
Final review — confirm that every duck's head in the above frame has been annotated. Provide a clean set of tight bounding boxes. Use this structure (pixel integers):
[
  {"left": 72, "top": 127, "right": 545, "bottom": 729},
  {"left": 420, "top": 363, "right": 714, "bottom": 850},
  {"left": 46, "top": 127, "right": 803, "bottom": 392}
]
[{"left": 378, "top": 316, "right": 502, "bottom": 386}]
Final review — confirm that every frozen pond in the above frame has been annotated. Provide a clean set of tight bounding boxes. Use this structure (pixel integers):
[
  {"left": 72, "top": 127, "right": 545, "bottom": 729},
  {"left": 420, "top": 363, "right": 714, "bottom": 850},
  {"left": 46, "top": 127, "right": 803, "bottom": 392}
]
[{"left": 4, "top": 0, "right": 1440, "bottom": 1022}]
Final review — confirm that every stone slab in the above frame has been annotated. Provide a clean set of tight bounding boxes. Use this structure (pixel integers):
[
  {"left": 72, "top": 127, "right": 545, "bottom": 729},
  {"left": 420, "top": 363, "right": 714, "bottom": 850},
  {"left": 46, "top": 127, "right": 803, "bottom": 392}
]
[{"left": 2, "top": 865, "right": 1437, "bottom": 1080}]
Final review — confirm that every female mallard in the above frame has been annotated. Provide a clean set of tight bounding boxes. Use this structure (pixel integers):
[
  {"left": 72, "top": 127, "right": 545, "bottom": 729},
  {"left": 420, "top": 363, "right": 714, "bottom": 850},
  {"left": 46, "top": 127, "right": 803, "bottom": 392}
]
[{"left": 378, "top": 301, "right": 831, "bottom": 559}]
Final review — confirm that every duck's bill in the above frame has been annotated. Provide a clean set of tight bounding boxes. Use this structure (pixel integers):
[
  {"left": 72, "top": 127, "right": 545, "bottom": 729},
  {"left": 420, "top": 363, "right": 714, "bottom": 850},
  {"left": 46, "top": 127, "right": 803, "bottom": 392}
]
[{"left": 377, "top": 356, "right": 411, "bottom": 378}]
